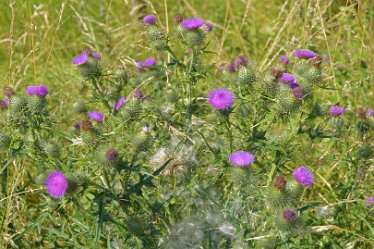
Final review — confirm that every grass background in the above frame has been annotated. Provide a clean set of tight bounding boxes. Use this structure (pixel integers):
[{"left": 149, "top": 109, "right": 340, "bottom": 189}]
[{"left": 0, "top": 0, "right": 373, "bottom": 247}]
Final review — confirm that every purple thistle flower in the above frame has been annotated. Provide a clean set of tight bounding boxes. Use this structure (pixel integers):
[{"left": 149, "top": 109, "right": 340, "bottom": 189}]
[
  {"left": 283, "top": 208, "right": 297, "bottom": 222},
  {"left": 227, "top": 63, "right": 236, "bottom": 73},
  {"left": 113, "top": 96, "right": 126, "bottom": 111},
  {"left": 293, "top": 166, "right": 314, "bottom": 187},
  {"left": 187, "top": 48, "right": 193, "bottom": 53},
  {"left": 88, "top": 111, "right": 104, "bottom": 122},
  {"left": 72, "top": 53, "right": 89, "bottom": 65},
  {"left": 208, "top": 88, "right": 234, "bottom": 110},
  {"left": 367, "top": 108, "right": 373, "bottom": 117},
  {"left": 329, "top": 105, "right": 346, "bottom": 116},
  {"left": 203, "top": 23, "right": 213, "bottom": 31},
  {"left": 142, "top": 57, "right": 156, "bottom": 67},
  {"left": 289, "top": 82, "right": 299, "bottom": 89},
  {"left": 292, "top": 87, "right": 305, "bottom": 99},
  {"left": 26, "top": 86, "right": 38, "bottom": 95},
  {"left": 294, "top": 49, "right": 317, "bottom": 59},
  {"left": 92, "top": 52, "right": 102, "bottom": 60},
  {"left": 229, "top": 151, "right": 255, "bottom": 167},
  {"left": 45, "top": 171, "right": 68, "bottom": 198},
  {"left": 144, "top": 15, "right": 156, "bottom": 25},
  {"left": 365, "top": 196, "right": 374, "bottom": 207},
  {"left": 234, "top": 55, "right": 248, "bottom": 69},
  {"left": 280, "top": 55, "right": 290, "bottom": 65},
  {"left": 279, "top": 73, "right": 297, "bottom": 84},
  {"left": 323, "top": 57, "right": 330, "bottom": 62},
  {"left": 3, "top": 98, "right": 9, "bottom": 105},
  {"left": 36, "top": 84, "right": 48, "bottom": 97},
  {"left": 181, "top": 17, "right": 205, "bottom": 29},
  {"left": 105, "top": 148, "right": 119, "bottom": 163},
  {"left": 74, "top": 121, "right": 81, "bottom": 130}
]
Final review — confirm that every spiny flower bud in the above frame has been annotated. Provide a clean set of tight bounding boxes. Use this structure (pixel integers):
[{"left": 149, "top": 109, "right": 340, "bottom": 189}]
[
  {"left": 73, "top": 101, "right": 88, "bottom": 114},
  {"left": 80, "top": 119, "right": 93, "bottom": 131},
  {"left": 356, "top": 120, "right": 372, "bottom": 134},
  {"left": 273, "top": 175, "right": 287, "bottom": 190},
  {"left": 356, "top": 144, "right": 373, "bottom": 159},
  {"left": 122, "top": 102, "right": 142, "bottom": 120},
  {"left": 44, "top": 143, "right": 61, "bottom": 158},
  {"left": 113, "top": 66, "right": 128, "bottom": 84},
  {"left": 294, "top": 60, "right": 309, "bottom": 76},
  {"left": 271, "top": 67, "right": 284, "bottom": 79},
  {"left": 304, "top": 67, "right": 322, "bottom": 85},
  {"left": 132, "top": 133, "right": 153, "bottom": 151},
  {"left": 0, "top": 134, "right": 11, "bottom": 149},
  {"left": 146, "top": 25, "right": 165, "bottom": 42},
  {"left": 10, "top": 95, "right": 28, "bottom": 113},
  {"left": 283, "top": 208, "right": 297, "bottom": 222},
  {"left": 237, "top": 66, "right": 256, "bottom": 85},
  {"left": 27, "top": 95, "right": 47, "bottom": 113},
  {"left": 185, "top": 29, "right": 206, "bottom": 47}
]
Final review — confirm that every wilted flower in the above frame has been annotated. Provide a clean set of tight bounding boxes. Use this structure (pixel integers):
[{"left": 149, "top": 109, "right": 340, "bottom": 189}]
[
  {"left": 181, "top": 17, "right": 205, "bottom": 29},
  {"left": 329, "top": 105, "right": 346, "bottom": 116},
  {"left": 365, "top": 196, "right": 374, "bottom": 207},
  {"left": 144, "top": 15, "right": 156, "bottom": 25},
  {"left": 294, "top": 49, "right": 316, "bottom": 59},
  {"left": 292, "top": 87, "right": 305, "bottom": 99},
  {"left": 113, "top": 96, "right": 126, "bottom": 111},
  {"left": 133, "top": 88, "right": 144, "bottom": 100},
  {"left": 208, "top": 88, "right": 234, "bottom": 110},
  {"left": 72, "top": 53, "right": 89, "bottom": 65},
  {"left": 279, "top": 73, "right": 297, "bottom": 84},
  {"left": 273, "top": 175, "right": 287, "bottom": 190},
  {"left": 280, "top": 55, "right": 290, "bottom": 65},
  {"left": 174, "top": 13, "right": 183, "bottom": 24},
  {"left": 45, "top": 171, "right": 68, "bottom": 198},
  {"left": 293, "top": 166, "right": 314, "bottom": 186},
  {"left": 4, "top": 87, "right": 14, "bottom": 97},
  {"left": 105, "top": 148, "right": 119, "bottom": 163},
  {"left": 283, "top": 208, "right": 297, "bottom": 222},
  {"left": 88, "top": 111, "right": 104, "bottom": 122},
  {"left": 229, "top": 151, "right": 255, "bottom": 167}
]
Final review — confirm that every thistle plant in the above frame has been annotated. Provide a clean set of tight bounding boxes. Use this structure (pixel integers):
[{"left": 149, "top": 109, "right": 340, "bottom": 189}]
[{"left": 0, "top": 7, "right": 373, "bottom": 249}]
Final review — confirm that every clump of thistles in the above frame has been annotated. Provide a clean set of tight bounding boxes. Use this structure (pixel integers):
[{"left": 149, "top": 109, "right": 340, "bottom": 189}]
[
  {"left": 45, "top": 171, "right": 69, "bottom": 198},
  {"left": 208, "top": 88, "right": 234, "bottom": 110},
  {"left": 229, "top": 151, "right": 255, "bottom": 167},
  {"left": 293, "top": 166, "right": 314, "bottom": 187},
  {"left": 330, "top": 105, "right": 346, "bottom": 116}
]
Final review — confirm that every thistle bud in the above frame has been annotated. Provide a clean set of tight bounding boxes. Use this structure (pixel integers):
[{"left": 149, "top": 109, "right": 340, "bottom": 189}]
[
  {"left": 132, "top": 132, "right": 153, "bottom": 152},
  {"left": 294, "top": 60, "right": 309, "bottom": 76},
  {"left": 0, "top": 133, "right": 11, "bottom": 149},
  {"left": 44, "top": 143, "right": 61, "bottom": 158},
  {"left": 113, "top": 66, "right": 128, "bottom": 84},
  {"left": 146, "top": 26, "right": 165, "bottom": 42},
  {"left": 237, "top": 66, "right": 256, "bottom": 85},
  {"left": 122, "top": 102, "right": 142, "bottom": 121},
  {"left": 10, "top": 96, "right": 28, "bottom": 113},
  {"left": 271, "top": 67, "right": 284, "bottom": 79},
  {"left": 185, "top": 29, "right": 206, "bottom": 47},
  {"left": 73, "top": 101, "right": 88, "bottom": 114},
  {"left": 304, "top": 67, "right": 322, "bottom": 86},
  {"left": 27, "top": 95, "right": 47, "bottom": 113},
  {"left": 356, "top": 144, "right": 373, "bottom": 159},
  {"left": 356, "top": 120, "right": 372, "bottom": 135},
  {"left": 80, "top": 119, "right": 93, "bottom": 131}
]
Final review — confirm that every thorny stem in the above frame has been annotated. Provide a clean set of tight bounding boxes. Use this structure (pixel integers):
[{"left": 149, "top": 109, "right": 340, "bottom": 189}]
[
  {"left": 224, "top": 117, "right": 233, "bottom": 153},
  {"left": 91, "top": 78, "right": 112, "bottom": 112}
]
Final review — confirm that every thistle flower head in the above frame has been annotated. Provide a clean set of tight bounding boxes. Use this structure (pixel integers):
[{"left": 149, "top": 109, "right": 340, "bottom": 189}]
[
  {"left": 294, "top": 49, "right": 317, "bottom": 59},
  {"left": 227, "top": 63, "right": 236, "bottom": 73},
  {"left": 367, "top": 108, "right": 373, "bottom": 117},
  {"left": 45, "top": 171, "right": 68, "bottom": 198},
  {"left": 88, "top": 111, "right": 104, "bottom": 122},
  {"left": 133, "top": 88, "right": 143, "bottom": 99},
  {"left": 311, "top": 55, "right": 323, "bottom": 66},
  {"left": 80, "top": 119, "right": 93, "bottom": 131},
  {"left": 329, "top": 105, "right": 346, "bottom": 116},
  {"left": 271, "top": 67, "right": 284, "bottom": 79},
  {"left": 293, "top": 166, "right": 314, "bottom": 187},
  {"left": 113, "top": 96, "right": 126, "bottom": 111},
  {"left": 229, "top": 151, "right": 255, "bottom": 167},
  {"left": 181, "top": 17, "right": 205, "bottom": 29},
  {"left": 92, "top": 52, "right": 102, "bottom": 60},
  {"left": 283, "top": 208, "right": 297, "bottom": 222},
  {"left": 203, "top": 22, "right": 213, "bottom": 31},
  {"left": 36, "top": 84, "right": 48, "bottom": 97},
  {"left": 365, "top": 196, "right": 374, "bottom": 207},
  {"left": 144, "top": 15, "right": 156, "bottom": 25},
  {"left": 208, "top": 88, "right": 234, "bottom": 110},
  {"left": 26, "top": 86, "right": 37, "bottom": 95},
  {"left": 105, "top": 148, "right": 119, "bottom": 163},
  {"left": 279, "top": 73, "right": 297, "bottom": 84},
  {"left": 292, "top": 87, "right": 305, "bottom": 99},
  {"left": 280, "top": 55, "right": 290, "bottom": 65},
  {"left": 234, "top": 55, "right": 248, "bottom": 69},
  {"left": 72, "top": 53, "right": 89, "bottom": 65},
  {"left": 142, "top": 57, "right": 156, "bottom": 66},
  {"left": 0, "top": 99, "right": 8, "bottom": 110}
]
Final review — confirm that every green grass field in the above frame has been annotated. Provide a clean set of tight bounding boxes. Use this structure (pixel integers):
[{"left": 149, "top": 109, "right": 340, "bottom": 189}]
[{"left": 0, "top": 0, "right": 373, "bottom": 248}]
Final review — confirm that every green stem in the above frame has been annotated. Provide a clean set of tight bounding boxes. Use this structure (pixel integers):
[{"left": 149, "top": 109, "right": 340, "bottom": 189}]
[
  {"left": 225, "top": 118, "right": 233, "bottom": 153},
  {"left": 91, "top": 78, "right": 112, "bottom": 112}
]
